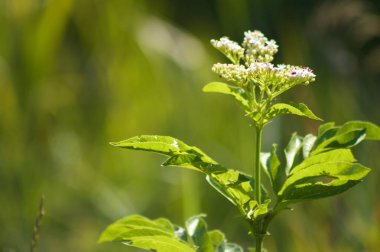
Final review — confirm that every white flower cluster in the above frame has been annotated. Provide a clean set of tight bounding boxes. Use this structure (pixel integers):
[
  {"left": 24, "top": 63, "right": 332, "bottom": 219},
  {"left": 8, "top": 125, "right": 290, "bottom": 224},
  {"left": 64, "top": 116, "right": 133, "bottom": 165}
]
[
  {"left": 211, "top": 37, "right": 244, "bottom": 63},
  {"left": 243, "top": 30, "right": 278, "bottom": 63},
  {"left": 248, "top": 62, "right": 316, "bottom": 90},
  {"left": 286, "top": 66, "right": 316, "bottom": 84},
  {"left": 210, "top": 30, "right": 315, "bottom": 93},
  {"left": 212, "top": 63, "right": 248, "bottom": 85}
]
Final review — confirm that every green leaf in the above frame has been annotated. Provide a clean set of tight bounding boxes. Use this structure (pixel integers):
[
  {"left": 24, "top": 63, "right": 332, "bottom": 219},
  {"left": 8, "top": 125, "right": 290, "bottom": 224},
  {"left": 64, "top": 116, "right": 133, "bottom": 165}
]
[
  {"left": 260, "top": 144, "right": 282, "bottom": 193},
  {"left": 112, "top": 135, "right": 256, "bottom": 217},
  {"left": 183, "top": 215, "right": 244, "bottom": 252},
  {"left": 273, "top": 121, "right": 379, "bottom": 209},
  {"left": 111, "top": 135, "right": 222, "bottom": 173},
  {"left": 337, "top": 121, "right": 380, "bottom": 140},
  {"left": 290, "top": 149, "right": 356, "bottom": 175},
  {"left": 207, "top": 230, "right": 225, "bottom": 250},
  {"left": 203, "top": 82, "right": 250, "bottom": 109},
  {"left": 266, "top": 102, "right": 322, "bottom": 122},
  {"left": 98, "top": 215, "right": 195, "bottom": 252},
  {"left": 278, "top": 161, "right": 370, "bottom": 202},
  {"left": 284, "top": 133, "right": 304, "bottom": 175},
  {"left": 100, "top": 215, "right": 244, "bottom": 252},
  {"left": 317, "top": 122, "right": 336, "bottom": 136},
  {"left": 185, "top": 214, "right": 214, "bottom": 252},
  {"left": 313, "top": 129, "right": 366, "bottom": 153},
  {"left": 206, "top": 170, "right": 255, "bottom": 208}
]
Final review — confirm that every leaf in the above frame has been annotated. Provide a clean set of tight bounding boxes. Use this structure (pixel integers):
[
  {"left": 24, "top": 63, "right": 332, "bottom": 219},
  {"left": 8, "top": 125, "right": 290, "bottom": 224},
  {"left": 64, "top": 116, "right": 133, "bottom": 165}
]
[
  {"left": 207, "top": 230, "right": 225, "bottom": 250},
  {"left": 302, "top": 134, "right": 317, "bottom": 159},
  {"left": 313, "top": 129, "right": 366, "bottom": 153},
  {"left": 337, "top": 121, "right": 380, "bottom": 140},
  {"left": 185, "top": 214, "right": 214, "bottom": 252},
  {"left": 185, "top": 215, "right": 243, "bottom": 252},
  {"left": 266, "top": 102, "right": 322, "bottom": 122},
  {"left": 290, "top": 149, "right": 356, "bottom": 175},
  {"left": 278, "top": 161, "right": 370, "bottom": 202},
  {"left": 98, "top": 215, "right": 195, "bottom": 252},
  {"left": 203, "top": 82, "right": 251, "bottom": 109},
  {"left": 111, "top": 135, "right": 222, "bottom": 173},
  {"left": 284, "top": 133, "right": 304, "bottom": 175},
  {"left": 100, "top": 215, "right": 245, "bottom": 252},
  {"left": 260, "top": 144, "right": 282, "bottom": 193},
  {"left": 112, "top": 135, "right": 257, "bottom": 217},
  {"left": 317, "top": 122, "right": 336, "bottom": 136},
  {"left": 273, "top": 121, "right": 379, "bottom": 209},
  {"left": 206, "top": 170, "right": 255, "bottom": 208}
]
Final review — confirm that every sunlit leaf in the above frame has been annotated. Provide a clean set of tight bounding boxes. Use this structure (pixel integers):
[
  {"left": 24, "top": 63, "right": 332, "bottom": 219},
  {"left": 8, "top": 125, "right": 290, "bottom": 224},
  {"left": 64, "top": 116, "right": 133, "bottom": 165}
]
[
  {"left": 98, "top": 215, "right": 195, "bottom": 252},
  {"left": 112, "top": 135, "right": 257, "bottom": 217},
  {"left": 99, "top": 215, "right": 244, "bottom": 252},
  {"left": 111, "top": 135, "right": 221, "bottom": 173},
  {"left": 312, "top": 129, "right": 366, "bottom": 153},
  {"left": 290, "top": 149, "right": 356, "bottom": 175},
  {"left": 279, "top": 161, "right": 370, "bottom": 203},
  {"left": 265, "top": 102, "right": 322, "bottom": 122},
  {"left": 206, "top": 170, "right": 255, "bottom": 208},
  {"left": 203, "top": 82, "right": 251, "bottom": 109},
  {"left": 337, "top": 121, "right": 380, "bottom": 140}
]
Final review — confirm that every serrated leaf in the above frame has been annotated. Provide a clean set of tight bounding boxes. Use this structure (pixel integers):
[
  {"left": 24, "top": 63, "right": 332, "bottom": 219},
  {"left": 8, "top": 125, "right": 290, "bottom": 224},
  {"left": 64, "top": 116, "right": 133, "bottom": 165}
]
[
  {"left": 112, "top": 135, "right": 257, "bottom": 216},
  {"left": 203, "top": 82, "right": 251, "bottom": 109},
  {"left": 260, "top": 144, "right": 282, "bottom": 193},
  {"left": 98, "top": 215, "right": 195, "bottom": 252},
  {"left": 111, "top": 135, "right": 218, "bottom": 173},
  {"left": 284, "top": 133, "right": 304, "bottom": 175},
  {"left": 278, "top": 162, "right": 370, "bottom": 203},
  {"left": 266, "top": 102, "right": 322, "bottom": 122},
  {"left": 338, "top": 121, "right": 380, "bottom": 140}
]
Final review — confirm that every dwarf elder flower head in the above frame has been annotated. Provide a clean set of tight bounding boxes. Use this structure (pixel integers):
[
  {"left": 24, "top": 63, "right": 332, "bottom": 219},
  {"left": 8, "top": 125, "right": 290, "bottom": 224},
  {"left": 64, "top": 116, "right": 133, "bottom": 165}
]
[
  {"left": 248, "top": 62, "right": 316, "bottom": 93},
  {"left": 210, "top": 30, "right": 315, "bottom": 98},
  {"left": 243, "top": 30, "right": 278, "bottom": 64}
]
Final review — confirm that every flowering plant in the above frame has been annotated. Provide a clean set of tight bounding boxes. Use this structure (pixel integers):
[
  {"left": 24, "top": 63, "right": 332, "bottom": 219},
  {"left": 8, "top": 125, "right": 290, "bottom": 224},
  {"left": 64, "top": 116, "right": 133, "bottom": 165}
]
[{"left": 99, "top": 30, "right": 380, "bottom": 252}]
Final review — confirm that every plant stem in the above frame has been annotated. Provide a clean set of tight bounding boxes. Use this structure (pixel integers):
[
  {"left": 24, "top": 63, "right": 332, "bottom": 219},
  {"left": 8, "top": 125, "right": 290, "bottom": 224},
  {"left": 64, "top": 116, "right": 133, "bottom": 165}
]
[
  {"left": 254, "top": 126, "right": 263, "bottom": 252},
  {"left": 254, "top": 126, "right": 263, "bottom": 204},
  {"left": 255, "top": 235, "right": 263, "bottom": 252}
]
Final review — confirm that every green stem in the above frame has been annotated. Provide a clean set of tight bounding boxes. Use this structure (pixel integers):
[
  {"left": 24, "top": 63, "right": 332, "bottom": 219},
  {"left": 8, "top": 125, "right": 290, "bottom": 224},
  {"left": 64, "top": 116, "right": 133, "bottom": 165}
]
[
  {"left": 255, "top": 235, "right": 263, "bottom": 252},
  {"left": 254, "top": 126, "right": 264, "bottom": 251},
  {"left": 254, "top": 126, "right": 263, "bottom": 204}
]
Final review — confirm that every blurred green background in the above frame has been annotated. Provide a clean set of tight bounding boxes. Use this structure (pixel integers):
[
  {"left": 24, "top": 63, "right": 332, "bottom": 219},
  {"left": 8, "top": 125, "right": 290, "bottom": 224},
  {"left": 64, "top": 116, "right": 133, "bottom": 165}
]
[{"left": 1, "top": 0, "right": 380, "bottom": 251}]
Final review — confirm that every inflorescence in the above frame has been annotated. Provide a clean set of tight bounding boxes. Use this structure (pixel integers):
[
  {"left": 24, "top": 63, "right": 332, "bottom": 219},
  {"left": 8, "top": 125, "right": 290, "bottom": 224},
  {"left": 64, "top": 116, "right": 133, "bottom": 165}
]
[{"left": 211, "top": 30, "right": 315, "bottom": 96}]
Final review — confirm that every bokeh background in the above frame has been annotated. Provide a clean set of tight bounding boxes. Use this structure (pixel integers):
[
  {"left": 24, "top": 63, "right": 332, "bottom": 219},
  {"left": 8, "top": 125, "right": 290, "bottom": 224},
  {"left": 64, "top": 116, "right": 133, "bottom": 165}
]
[{"left": 1, "top": 0, "right": 380, "bottom": 251}]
